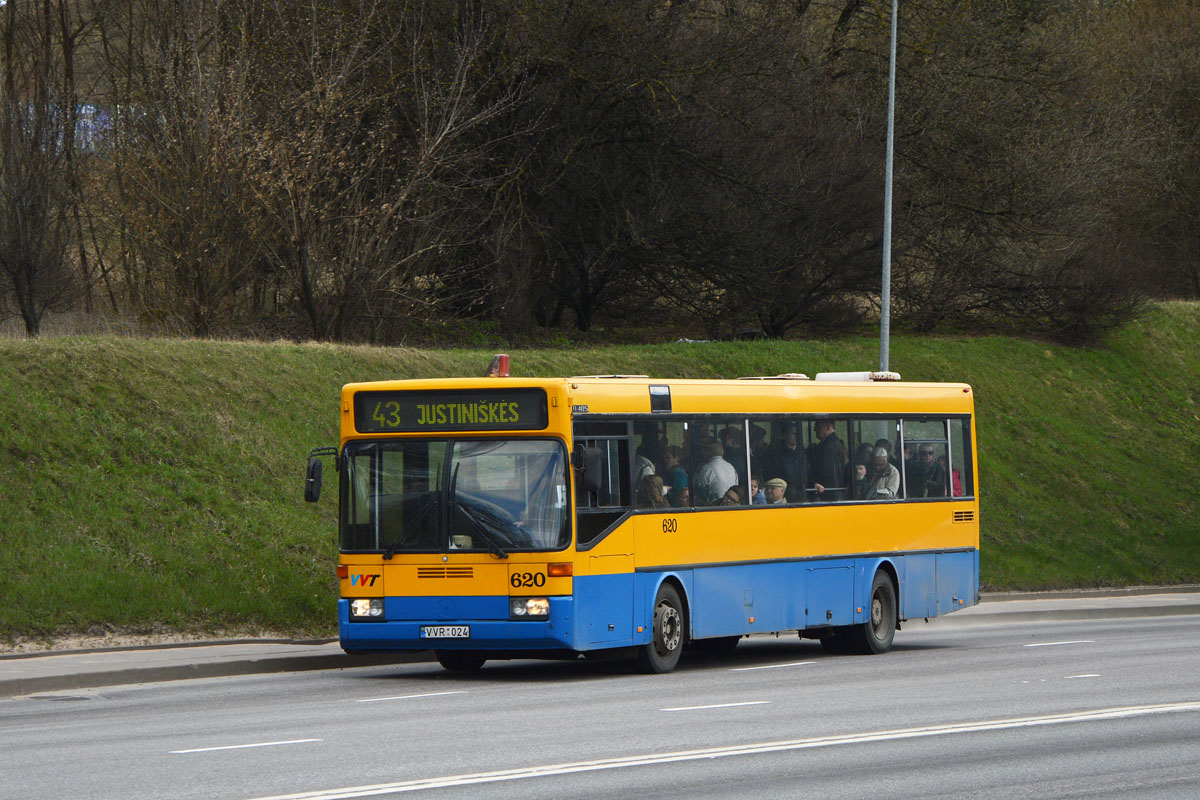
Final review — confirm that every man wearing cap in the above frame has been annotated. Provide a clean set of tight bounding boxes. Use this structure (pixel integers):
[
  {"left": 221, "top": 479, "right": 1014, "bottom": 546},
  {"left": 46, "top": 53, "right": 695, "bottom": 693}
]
[
  {"left": 764, "top": 477, "right": 788, "bottom": 504},
  {"left": 863, "top": 447, "right": 901, "bottom": 500}
]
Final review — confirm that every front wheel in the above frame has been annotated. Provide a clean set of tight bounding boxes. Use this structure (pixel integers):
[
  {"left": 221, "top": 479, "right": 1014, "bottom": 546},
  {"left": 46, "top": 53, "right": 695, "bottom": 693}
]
[
  {"left": 845, "top": 571, "right": 897, "bottom": 655},
  {"left": 435, "top": 650, "right": 487, "bottom": 672},
  {"left": 636, "top": 583, "right": 685, "bottom": 673}
]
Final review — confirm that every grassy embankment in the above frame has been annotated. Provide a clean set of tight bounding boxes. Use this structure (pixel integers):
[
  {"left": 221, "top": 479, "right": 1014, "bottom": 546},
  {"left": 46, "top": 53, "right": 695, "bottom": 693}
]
[{"left": 0, "top": 302, "right": 1197, "bottom": 642}]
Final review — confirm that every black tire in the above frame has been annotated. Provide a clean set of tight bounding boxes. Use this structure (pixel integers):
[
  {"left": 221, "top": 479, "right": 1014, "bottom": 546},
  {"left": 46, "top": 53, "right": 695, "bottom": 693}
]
[
  {"left": 435, "top": 650, "right": 487, "bottom": 672},
  {"left": 689, "top": 635, "right": 741, "bottom": 654},
  {"left": 845, "top": 571, "right": 897, "bottom": 655},
  {"left": 636, "top": 583, "right": 685, "bottom": 673}
]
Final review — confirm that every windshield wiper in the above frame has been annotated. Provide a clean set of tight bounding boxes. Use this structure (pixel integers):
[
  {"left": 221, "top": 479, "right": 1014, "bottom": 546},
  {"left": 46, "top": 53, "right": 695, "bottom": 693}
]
[
  {"left": 452, "top": 496, "right": 510, "bottom": 559},
  {"left": 382, "top": 492, "right": 437, "bottom": 560},
  {"left": 382, "top": 537, "right": 404, "bottom": 560},
  {"left": 447, "top": 461, "right": 508, "bottom": 559}
]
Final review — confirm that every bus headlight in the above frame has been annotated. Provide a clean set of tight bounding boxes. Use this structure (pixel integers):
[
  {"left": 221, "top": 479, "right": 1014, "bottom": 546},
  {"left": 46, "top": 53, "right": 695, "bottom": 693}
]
[
  {"left": 510, "top": 597, "right": 549, "bottom": 619},
  {"left": 350, "top": 598, "right": 383, "bottom": 618}
]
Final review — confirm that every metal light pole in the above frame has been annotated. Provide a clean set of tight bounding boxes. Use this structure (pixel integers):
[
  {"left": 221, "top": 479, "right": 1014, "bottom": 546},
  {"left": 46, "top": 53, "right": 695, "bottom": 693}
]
[{"left": 880, "top": 0, "right": 898, "bottom": 373}]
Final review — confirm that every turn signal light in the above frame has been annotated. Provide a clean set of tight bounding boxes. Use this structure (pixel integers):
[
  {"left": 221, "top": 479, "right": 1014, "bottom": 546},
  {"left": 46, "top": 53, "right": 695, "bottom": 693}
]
[
  {"left": 336, "top": 565, "right": 349, "bottom": 579},
  {"left": 548, "top": 563, "right": 573, "bottom": 577}
]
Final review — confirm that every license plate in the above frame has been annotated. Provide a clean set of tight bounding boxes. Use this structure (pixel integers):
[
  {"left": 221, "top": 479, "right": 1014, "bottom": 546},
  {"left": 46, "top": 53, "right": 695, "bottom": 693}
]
[{"left": 420, "top": 625, "right": 470, "bottom": 639}]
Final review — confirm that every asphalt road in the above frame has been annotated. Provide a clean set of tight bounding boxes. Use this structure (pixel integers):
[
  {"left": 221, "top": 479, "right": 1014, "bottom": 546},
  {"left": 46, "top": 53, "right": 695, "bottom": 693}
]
[{"left": 3, "top": 614, "right": 1200, "bottom": 799}]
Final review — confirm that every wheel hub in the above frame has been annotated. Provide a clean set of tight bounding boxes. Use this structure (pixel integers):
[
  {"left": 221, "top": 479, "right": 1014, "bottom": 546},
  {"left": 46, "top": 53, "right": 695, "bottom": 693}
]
[{"left": 658, "top": 603, "right": 681, "bottom": 654}]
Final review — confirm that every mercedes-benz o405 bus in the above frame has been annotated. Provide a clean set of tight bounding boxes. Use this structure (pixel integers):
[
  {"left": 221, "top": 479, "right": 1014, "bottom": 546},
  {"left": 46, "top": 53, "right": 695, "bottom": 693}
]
[{"left": 305, "top": 361, "right": 979, "bottom": 673}]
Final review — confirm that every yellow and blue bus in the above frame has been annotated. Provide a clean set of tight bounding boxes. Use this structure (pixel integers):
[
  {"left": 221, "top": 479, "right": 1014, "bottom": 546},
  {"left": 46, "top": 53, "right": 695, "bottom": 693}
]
[{"left": 305, "top": 361, "right": 979, "bottom": 673}]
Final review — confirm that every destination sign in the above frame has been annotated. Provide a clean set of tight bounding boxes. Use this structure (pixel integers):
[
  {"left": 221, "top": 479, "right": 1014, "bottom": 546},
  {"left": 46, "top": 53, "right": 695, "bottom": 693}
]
[{"left": 354, "top": 388, "right": 548, "bottom": 433}]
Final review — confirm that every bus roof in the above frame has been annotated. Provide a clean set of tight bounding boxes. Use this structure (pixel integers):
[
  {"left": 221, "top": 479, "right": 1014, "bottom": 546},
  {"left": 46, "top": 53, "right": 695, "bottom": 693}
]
[{"left": 341, "top": 375, "right": 974, "bottom": 418}]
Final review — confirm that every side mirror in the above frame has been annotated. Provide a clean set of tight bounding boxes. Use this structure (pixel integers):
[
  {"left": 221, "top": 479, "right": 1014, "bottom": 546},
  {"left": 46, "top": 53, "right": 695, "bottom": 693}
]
[
  {"left": 573, "top": 444, "right": 604, "bottom": 494},
  {"left": 305, "top": 457, "right": 323, "bottom": 503}
]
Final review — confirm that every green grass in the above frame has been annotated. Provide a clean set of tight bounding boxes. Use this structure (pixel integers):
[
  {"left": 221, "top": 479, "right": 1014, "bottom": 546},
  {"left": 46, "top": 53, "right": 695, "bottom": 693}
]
[{"left": 1, "top": 302, "right": 1197, "bottom": 641}]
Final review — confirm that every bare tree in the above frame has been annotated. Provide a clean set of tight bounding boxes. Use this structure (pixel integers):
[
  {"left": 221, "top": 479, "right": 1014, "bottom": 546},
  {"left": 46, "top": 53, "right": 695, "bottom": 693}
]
[
  {"left": 0, "top": 0, "right": 81, "bottom": 336},
  {"left": 102, "top": 0, "right": 264, "bottom": 336},
  {"left": 244, "top": 1, "right": 526, "bottom": 342}
]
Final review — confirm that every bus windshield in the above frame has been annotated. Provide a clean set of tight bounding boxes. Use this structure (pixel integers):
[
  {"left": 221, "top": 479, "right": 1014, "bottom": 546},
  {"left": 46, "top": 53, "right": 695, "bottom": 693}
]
[{"left": 340, "top": 439, "right": 570, "bottom": 554}]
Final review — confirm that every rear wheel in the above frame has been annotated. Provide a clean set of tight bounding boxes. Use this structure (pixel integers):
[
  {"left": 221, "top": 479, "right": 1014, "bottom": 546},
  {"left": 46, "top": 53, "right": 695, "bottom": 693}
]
[
  {"left": 845, "top": 571, "right": 897, "bottom": 654},
  {"left": 636, "top": 583, "right": 685, "bottom": 673},
  {"left": 435, "top": 650, "right": 487, "bottom": 672}
]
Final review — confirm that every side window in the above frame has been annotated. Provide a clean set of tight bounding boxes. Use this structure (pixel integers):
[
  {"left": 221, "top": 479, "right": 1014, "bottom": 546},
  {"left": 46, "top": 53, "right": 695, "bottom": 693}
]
[
  {"left": 806, "top": 418, "right": 851, "bottom": 503},
  {"left": 902, "top": 420, "right": 951, "bottom": 499},
  {"left": 760, "top": 417, "right": 805, "bottom": 503},
  {"left": 633, "top": 420, "right": 669, "bottom": 510},
  {"left": 573, "top": 421, "right": 631, "bottom": 547},
  {"left": 851, "top": 419, "right": 901, "bottom": 501},
  {"left": 949, "top": 418, "right": 974, "bottom": 497},
  {"left": 576, "top": 437, "right": 630, "bottom": 509},
  {"left": 747, "top": 420, "right": 769, "bottom": 505},
  {"left": 691, "top": 418, "right": 747, "bottom": 506},
  {"left": 343, "top": 449, "right": 375, "bottom": 549},
  {"left": 659, "top": 420, "right": 692, "bottom": 508}
]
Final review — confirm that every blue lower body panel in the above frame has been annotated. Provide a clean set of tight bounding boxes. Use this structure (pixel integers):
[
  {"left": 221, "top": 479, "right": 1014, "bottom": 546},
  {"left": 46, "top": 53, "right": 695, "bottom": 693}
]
[
  {"left": 339, "top": 595, "right": 575, "bottom": 652},
  {"left": 338, "top": 550, "right": 979, "bottom": 654}
]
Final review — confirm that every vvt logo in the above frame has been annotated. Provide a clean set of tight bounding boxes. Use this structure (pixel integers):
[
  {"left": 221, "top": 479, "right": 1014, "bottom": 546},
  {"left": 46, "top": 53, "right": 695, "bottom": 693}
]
[{"left": 350, "top": 573, "right": 380, "bottom": 587}]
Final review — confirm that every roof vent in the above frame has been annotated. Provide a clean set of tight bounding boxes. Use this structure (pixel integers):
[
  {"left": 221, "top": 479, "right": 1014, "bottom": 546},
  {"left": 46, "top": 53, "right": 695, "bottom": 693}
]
[
  {"left": 737, "top": 373, "right": 810, "bottom": 381},
  {"left": 569, "top": 374, "right": 650, "bottom": 379},
  {"left": 814, "top": 371, "right": 902, "bottom": 382}
]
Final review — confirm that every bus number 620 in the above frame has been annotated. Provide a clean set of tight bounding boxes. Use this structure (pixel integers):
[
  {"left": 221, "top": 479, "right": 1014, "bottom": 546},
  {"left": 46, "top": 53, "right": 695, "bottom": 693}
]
[
  {"left": 662, "top": 518, "right": 678, "bottom": 533},
  {"left": 511, "top": 571, "right": 546, "bottom": 588}
]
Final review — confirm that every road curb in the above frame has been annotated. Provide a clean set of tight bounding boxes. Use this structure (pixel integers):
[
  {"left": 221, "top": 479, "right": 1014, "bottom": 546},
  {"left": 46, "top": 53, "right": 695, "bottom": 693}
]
[
  {"left": 929, "top": 603, "right": 1200, "bottom": 626},
  {"left": 0, "top": 651, "right": 429, "bottom": 698}
]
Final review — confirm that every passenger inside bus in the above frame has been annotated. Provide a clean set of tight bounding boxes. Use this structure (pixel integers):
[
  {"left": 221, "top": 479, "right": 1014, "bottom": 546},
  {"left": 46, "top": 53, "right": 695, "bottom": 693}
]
[
  {"left": 749, "top": 474, "right": 766, "bottom": 505},
  {"left": 694, "top": 436, "right": 738, "bottom": 505},
  {"left": 662, "top": 445, "right": 688, "bottom": 505},
  {"left": 808, "top": 419, "right": 848, "bottom": 502},
  {"left": 637, "top": 474, "right": 669, "bottom": 509},
  {"left": 863, "top": 447, "right": 900, "bottom": 500},
  {"left": 762, "top": 422, "right": 805, "bottom": 502},
  {"left": 672, "top": 486, "right": 691, "bottom": 507},
  {"left": 721, "top": 485, "right": 746, "bottom": 506}
]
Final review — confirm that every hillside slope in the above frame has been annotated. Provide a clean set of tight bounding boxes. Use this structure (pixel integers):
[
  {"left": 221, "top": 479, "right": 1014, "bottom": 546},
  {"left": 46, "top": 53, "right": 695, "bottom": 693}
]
[{"left": 1, "top": 302, "right": 1196, "bottom": 640}]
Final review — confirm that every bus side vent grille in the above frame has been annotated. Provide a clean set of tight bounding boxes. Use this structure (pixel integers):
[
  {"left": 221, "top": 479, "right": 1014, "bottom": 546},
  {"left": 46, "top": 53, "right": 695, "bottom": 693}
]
[
  {"left": 417, "top": 567, "right": 474, "bottom": 579},
  {"left": 953, "top": 510, "right": 975, "bottom": 523}
]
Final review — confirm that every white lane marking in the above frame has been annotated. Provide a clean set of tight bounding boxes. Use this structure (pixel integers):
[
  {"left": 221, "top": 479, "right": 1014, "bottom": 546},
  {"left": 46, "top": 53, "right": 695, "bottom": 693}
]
[
  {"left": 171, "top": 739, "right": 321, "bottom": 754},
  {"left": 1023, "top": 640, "right": 1095, "bottom": 648},
  {"left": 1066, "top": 674, "right": 1101, "bottom": 679},
  {"left": 661, "top": 701, "right": 771, "bottom": 712},
  {"left": 357, "top": 692, "right": 465, "bottom": 703},
  {"left": 243, "top": 701, "right": 1200, "bottom": 799},
  {"left": 731, "top": 661, "right": 816, "bottom": 672}
]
